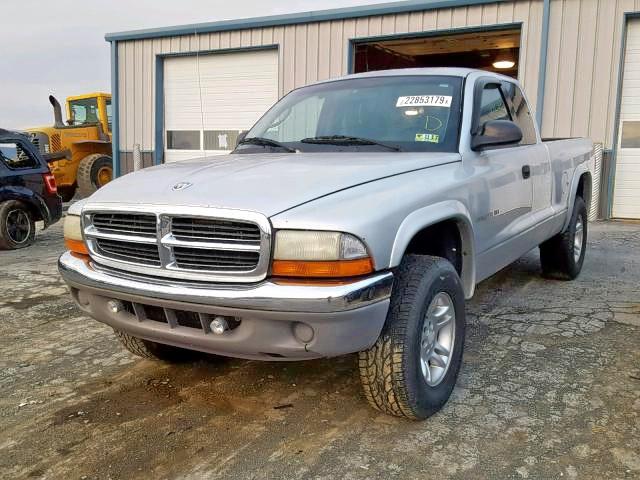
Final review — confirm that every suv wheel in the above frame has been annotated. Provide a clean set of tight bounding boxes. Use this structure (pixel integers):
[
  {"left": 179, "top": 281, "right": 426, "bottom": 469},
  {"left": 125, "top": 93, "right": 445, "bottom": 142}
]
[
  {"left": 540, "top": 196, "right": 588, "bottom": 280},
  {"left": 358, "top": 254, "right": 466, "bottom": 420},
  {"left": 0, "top": 200, "right": 36, "bottom": 250}
]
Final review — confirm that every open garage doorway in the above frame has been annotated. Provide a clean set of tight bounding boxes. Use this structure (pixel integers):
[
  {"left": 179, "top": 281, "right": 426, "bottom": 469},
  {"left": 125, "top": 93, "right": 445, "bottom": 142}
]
[{"left": 352, "top": 27, "right": 521, "bottom": 78}]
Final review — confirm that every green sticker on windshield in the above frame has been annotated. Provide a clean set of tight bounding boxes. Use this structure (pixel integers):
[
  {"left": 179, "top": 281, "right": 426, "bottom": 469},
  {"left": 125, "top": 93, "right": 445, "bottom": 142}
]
[{"left": 415, "top": 133, "right": 440, "bottom": 143}]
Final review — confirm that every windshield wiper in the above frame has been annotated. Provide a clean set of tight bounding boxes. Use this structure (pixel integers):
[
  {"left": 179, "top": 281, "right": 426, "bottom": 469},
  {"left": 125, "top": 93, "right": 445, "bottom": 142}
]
[
  {"left": 300, "top": 135, "right": 402, "bottom": 152},
  {"left": 236, "top": 136, "right": 296, "bottom": 153}
]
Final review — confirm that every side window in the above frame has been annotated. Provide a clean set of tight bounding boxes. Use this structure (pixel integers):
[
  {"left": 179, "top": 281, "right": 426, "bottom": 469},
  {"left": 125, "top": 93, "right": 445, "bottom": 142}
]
[
  {"left": 502, "top": 82, "right": 537, "bottom": 145},
  {"left": 106, "top": 98, "right": 113, "bottom": 132},
  {"left": 478, "top": 84, "right": 511, "bottom": 127},
  {"left": 0, "top": 142, "right": 39, "bottom": 170}
]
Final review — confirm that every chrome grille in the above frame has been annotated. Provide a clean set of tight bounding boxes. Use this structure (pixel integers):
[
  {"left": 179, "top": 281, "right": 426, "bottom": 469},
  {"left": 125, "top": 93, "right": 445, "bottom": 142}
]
[
  {"left": 93, "top": 213, "right": 157, "bottom": 238},
  {"left": 96, "top": 238, "right": 161, "bottom": 266},
  {"left": 171, "top": 217, "right": 261, "bottom": 244},
  {"left": 173, "top": 247, "right": 260, "bottom": 271},
  {"left": 83, "top": 205, "right": 270, "bottom": 283}
]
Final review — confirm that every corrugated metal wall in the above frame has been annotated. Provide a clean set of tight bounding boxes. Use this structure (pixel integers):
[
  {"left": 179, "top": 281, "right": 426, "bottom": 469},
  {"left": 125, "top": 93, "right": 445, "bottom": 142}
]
[
  {"left": 116, "top": 0, "right": 543, "bottom": 155},
  {"left": 541, "top": 0, "right": 640, "bottom": 146},
  {"left": 115, "top": 0, "right": 640, "bottom": 158}
]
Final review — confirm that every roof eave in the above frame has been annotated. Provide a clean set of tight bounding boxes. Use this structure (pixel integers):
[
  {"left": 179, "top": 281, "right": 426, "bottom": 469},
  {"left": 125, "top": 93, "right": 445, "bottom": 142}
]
[{"left": 105, "top": 0, "right": 506, "bottom": 42}]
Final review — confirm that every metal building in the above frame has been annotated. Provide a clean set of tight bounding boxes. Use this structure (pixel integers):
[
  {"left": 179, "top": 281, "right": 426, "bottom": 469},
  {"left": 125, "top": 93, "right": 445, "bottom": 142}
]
[{"left": 106, "top": 0, "right": 640, "bottom": 219}]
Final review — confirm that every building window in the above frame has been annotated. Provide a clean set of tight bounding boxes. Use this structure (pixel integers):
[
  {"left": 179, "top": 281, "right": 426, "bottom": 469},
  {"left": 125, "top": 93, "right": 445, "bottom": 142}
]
[
  {"left": 204, "top": 130, "right": 239, "bottom": 151},
  {"left": 167, "top": 130, "right": 200, "bottom": 150},
  {"left": 621, "top": 121, "right": 640, "bottom": 148}
]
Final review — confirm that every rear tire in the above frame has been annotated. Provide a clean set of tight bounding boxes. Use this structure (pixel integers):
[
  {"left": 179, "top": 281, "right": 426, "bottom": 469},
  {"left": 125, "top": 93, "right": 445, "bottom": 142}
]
[
  {"left": 0, "top": 200, "right": 36, "bottom": 250},
  {"left": 358, "top": 254, "right": 466, "bottom": 420},
  {"left": 114, "top": 330, "right": 203, "bottom": 363},
  {"left": 77, "top": 154, "right": 112, "bottom": 197},
  {"left": 540, "top": 196, "right": 588, "bottom": 280}
]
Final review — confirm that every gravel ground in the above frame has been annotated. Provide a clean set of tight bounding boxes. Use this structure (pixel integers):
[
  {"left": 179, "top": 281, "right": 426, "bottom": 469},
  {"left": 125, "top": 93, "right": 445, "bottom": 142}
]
[{"left": 1, "top": 220, "right": 639, "bottom": 479}]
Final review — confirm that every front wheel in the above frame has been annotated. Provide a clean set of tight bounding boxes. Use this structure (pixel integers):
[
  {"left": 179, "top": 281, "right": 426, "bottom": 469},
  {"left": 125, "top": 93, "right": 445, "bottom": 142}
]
[
  {"left": 358, "top": 255, "right": 466, "bottom": 420},
  {"left": 540, "top": 196, "right": 588, "bottom": 280},
  {"left": 114, "top": 330, "right": 202, "bottom": 362}
]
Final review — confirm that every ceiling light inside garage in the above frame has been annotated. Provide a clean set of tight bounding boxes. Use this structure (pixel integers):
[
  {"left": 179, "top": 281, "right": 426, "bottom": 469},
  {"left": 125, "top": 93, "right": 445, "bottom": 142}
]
[{"left": 493, "top": 60, "right": 516, "bottom": 69}]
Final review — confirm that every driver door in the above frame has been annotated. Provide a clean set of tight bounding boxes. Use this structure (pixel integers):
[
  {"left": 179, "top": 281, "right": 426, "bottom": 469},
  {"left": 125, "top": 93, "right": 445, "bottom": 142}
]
[{"left": 469, "top": 80, "right": 534, "bottom": 277}]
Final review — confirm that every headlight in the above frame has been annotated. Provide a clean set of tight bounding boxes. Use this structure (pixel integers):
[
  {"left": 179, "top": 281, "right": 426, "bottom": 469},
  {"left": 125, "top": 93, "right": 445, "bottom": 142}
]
[
  {"left": 272, "top": 230, "right": 373, "bottom": 278},
  {"left": 63, "top": 214, "right": 89, "bottom": 255}
]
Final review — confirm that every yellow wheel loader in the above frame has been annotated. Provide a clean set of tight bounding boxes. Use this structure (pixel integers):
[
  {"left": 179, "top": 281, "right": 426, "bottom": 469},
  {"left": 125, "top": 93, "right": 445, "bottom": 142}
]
[{"left": 26, "top": 93, "right": 113, "bottom": 201}]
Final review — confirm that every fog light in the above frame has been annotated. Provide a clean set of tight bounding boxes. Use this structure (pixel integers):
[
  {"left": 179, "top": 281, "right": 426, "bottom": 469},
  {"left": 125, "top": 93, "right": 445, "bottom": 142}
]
[
  {"left": 107, "top": 300, "right": 123, "bottom": 314},
  {"left": 210, "top": 317, "right": 229, "bottom": 335},
  {"left": 293, "top": 322, "right": 314, "bottom": 343}
]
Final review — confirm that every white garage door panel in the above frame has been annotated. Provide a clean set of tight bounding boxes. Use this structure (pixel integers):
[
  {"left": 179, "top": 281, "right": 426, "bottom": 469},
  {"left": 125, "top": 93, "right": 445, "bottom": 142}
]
[
  {"left": 164, "top": 49, "right": 278, "bottom": 163},
  {"left": 613, "top": 19, "right": 640, "bottom": 219}
]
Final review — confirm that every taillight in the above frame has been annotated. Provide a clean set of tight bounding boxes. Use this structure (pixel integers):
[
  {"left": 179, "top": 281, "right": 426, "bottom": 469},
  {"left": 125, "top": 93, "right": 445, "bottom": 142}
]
[{"left": 43, "top": 173, "right": 58, "bottom": 195}]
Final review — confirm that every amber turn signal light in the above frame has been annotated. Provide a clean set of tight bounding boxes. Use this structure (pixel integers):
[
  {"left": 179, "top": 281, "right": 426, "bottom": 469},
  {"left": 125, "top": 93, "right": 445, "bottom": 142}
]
[
  {"left": 65, "top": 238, "right": 90, "bottom": 256},
  {"left": 271, "top": 258, "right": 374, "bottom": 278}
]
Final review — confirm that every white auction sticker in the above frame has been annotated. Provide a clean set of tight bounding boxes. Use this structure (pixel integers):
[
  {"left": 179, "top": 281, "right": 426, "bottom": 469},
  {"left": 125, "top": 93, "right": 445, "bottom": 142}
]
[{"left": 396, "top": 95, "right": 452, "bottom": 108}]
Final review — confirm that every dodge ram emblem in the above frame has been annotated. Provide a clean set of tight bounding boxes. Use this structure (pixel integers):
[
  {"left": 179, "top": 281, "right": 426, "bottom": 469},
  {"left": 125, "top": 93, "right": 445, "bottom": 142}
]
[{"left": 172, "top": 182, "right": 193, "bottom": 191}]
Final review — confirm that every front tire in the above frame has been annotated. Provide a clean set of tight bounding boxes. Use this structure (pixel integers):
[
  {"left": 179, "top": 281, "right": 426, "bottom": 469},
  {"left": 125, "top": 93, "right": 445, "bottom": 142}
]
[
  {"left": 359, "top": 255, "right": 466, "bottom": 420},
  {"left": 0, "top": 200, "right": 36, "bottom": 250},
  {"left": 540, "top": 196, "right": 588, "bottom": 280},
  {"left": 114, "top": 330, "right": 202, "bottom": 362}
]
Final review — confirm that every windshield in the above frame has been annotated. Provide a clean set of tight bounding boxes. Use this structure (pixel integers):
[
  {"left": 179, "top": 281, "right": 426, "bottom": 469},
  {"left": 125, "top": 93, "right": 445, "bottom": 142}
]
[
  {"left": 68, "top": 98, "right": 99, "bottom": 126},
  {"left": 240, "top": 75, "right": 463, "bottom": 153}
]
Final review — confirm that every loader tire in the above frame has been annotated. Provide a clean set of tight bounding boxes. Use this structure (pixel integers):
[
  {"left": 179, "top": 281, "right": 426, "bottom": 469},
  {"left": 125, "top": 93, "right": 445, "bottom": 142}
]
[{"left": 77, "top": 154, "right": 112, "bottom": 197}]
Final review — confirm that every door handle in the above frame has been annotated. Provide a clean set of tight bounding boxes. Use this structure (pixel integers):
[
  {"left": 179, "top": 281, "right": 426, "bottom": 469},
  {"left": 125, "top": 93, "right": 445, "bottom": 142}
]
[{"left": 522, "top": 165, "right": 531, "bottom": 179}]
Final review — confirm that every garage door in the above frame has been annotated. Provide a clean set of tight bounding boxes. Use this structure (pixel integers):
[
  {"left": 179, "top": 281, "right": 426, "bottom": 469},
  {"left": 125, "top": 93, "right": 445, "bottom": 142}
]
[
  {"left": 614, "top": 19, "right": 640, "bottom": 219},
  {"left": 163, "top": 49, "right": 279, "bottom": 163}
]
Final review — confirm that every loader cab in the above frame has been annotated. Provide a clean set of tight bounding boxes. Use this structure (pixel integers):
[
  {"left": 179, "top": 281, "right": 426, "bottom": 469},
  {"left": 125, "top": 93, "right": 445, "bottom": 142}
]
[{"left": 66, "top": 93, "right": 112, "bottom": 136}]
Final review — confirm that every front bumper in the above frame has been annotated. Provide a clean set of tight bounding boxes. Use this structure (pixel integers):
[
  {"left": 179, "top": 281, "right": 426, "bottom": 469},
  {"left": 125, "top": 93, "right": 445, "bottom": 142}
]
[{"left": 58, "top": 252, "right": 393, "bottom": 360}]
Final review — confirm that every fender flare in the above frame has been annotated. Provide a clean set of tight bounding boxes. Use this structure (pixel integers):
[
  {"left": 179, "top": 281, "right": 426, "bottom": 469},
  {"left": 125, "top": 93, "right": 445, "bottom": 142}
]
[
  {"left": 562, "top": 163, "right": 592, "bottom": 231},
  {"left": 389, "top": 200, "right": 476, "bottom": 299}
]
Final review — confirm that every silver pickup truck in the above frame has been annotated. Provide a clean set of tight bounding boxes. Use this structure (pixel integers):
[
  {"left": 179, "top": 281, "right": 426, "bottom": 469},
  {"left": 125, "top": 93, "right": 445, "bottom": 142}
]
[{"left": 59, "top": 68, "right": 593, "bottom": 420}]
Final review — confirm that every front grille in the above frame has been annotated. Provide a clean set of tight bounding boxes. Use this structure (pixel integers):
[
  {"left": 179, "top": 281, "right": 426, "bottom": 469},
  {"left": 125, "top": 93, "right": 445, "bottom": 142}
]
[
  {"left": 173, "top": 247, "right": 260, "bottom": 271},
  {"left": 96, "top": 238, "right": 161, "bottom": 266},
  {"left": 84, "top": 208, "right": 269, "bottom": 282},
  {"left": 93, "top": 213, "right": 157, "bottom": 238},
  {"left": 171, "top": 217, "right": 261, "bottom": 244}
]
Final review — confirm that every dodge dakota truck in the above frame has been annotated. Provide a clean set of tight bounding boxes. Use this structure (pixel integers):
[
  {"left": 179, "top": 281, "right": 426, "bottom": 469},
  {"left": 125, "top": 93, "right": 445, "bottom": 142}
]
[{"left": 59, "top": 68, "right": 593, "bottom": 420}]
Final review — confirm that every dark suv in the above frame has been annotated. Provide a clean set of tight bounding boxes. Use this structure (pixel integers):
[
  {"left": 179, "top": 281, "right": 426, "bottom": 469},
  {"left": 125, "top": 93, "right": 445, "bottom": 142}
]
[{"left": 0, "top": 129, "right": 62, "bottom": 249}]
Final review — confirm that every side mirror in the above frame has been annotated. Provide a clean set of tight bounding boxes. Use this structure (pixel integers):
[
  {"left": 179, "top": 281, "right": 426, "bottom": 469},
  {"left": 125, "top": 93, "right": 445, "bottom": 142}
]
[{"left": 471, "top": 120, "right": 523, "bottom": 151}]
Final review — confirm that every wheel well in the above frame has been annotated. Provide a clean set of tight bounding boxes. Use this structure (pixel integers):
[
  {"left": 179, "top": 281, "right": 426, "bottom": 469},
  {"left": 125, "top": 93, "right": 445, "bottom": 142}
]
[
  {"left": 2, "top": 197, "right": 43, "bottom": 222},
  {"left": 404, "top": 220, "right": 463, "bottom": 275},
  {"left": 576, "top": 172, "right": 592, "bottom": 211}
]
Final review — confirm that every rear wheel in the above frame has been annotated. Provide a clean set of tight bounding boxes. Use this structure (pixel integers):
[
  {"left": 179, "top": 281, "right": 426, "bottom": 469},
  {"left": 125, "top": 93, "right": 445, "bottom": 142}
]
[
  {"left": 358, "top": 255, "right": 466, "bottom": 420},
  {"left": 0, "top": 200, "right": 36, "bottom": 250},
  {"left": 540, "top": 196, "right": 588, "bottom": 280},
  {"left": 77, "top": 154, "right": 112, "bottom": 197}
]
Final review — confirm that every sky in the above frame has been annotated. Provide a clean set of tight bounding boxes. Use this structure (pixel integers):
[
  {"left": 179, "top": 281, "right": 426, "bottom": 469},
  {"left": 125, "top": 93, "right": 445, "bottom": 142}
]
[{"left": 0, "top": 0, "right": 403, "bottom": 129}]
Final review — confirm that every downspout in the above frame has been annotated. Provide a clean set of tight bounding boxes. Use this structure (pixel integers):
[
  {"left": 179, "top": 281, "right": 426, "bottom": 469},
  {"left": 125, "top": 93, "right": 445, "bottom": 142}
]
[
  {"left": 535, "top": 0, "right": 551, "bottom": 130},
  {"left": 110, "top": 40, "right": 121, "bottom": 178}
]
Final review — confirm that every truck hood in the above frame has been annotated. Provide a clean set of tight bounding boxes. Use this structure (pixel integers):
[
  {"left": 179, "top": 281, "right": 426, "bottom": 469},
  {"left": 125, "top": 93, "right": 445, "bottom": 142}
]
[{"left": 87, "top": 152, "right": 460, "bottom": 217}]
